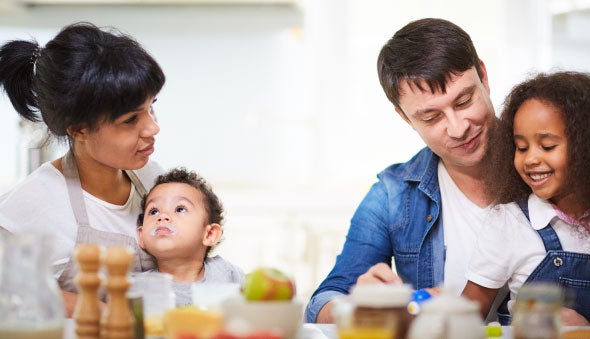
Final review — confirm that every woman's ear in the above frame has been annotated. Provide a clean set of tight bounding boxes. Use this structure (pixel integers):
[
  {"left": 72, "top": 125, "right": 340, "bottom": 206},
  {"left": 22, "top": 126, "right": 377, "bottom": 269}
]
[
  {"left": 66, "top": 124, "right": 89, "bottom": 141},
  {"left": 202, "top": 223, "right": 222, "bottom": 246}
]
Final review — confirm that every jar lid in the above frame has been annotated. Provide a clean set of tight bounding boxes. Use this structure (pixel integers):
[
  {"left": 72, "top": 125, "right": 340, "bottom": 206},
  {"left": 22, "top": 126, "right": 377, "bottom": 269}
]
[
  {"left": 420, "top": 293, "right": 479, "bottom": 314},
  {"left": 516, "top": 283, "right": 562, "bottom": 304},
  {"left": 349, "top": 284, "right": 412, "bottom": 307}
]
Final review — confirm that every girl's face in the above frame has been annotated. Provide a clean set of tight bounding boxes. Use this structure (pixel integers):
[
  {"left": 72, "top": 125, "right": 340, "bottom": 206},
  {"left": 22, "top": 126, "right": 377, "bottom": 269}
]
[
  {"left": 76, "top": 96, "right": 160, "bottom": 170},
  {"left": 513, "top": 98, "right": 570, "bottom": 206},
  {"left": 137, "top": 182, "right": 220, "bottom": 260}
]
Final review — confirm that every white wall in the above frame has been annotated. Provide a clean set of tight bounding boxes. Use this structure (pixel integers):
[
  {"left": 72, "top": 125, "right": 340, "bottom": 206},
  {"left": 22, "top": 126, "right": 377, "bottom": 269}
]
[{"left": 1, "top": 0, "right": 588, "bottom": 302}]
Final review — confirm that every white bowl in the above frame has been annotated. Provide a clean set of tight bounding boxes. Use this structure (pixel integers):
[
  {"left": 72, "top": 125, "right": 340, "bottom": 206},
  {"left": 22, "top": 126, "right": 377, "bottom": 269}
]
[{"left": 220, "top": 297, "right": 303, "bottom": 339}]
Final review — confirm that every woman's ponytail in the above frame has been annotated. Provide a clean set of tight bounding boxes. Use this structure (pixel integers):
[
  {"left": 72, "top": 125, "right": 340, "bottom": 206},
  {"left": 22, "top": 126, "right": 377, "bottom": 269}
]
[{"left": 0, "top": 39, "right": 41, "bottom": 122}]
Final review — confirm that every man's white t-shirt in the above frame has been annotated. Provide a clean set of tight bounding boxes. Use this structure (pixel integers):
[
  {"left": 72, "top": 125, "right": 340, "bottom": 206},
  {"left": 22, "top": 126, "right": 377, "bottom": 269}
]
[
  {"left": 0, "top": 160, "right": 164, "bottom": 276},
  {"left": 438, "top": 162, "right": 488, "bottom": 295},
  {"left": 466, "top": 193, "right": 590, "bottom": 311}
]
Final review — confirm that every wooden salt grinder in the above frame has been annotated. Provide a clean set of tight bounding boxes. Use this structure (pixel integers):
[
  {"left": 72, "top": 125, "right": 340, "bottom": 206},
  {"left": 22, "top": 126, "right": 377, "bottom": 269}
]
[
  {"left": 73, "top": 243, "right": 102, "bottom": 339},
  {"left": 100, "top": 246, "right": 135, "bottom": 339}
]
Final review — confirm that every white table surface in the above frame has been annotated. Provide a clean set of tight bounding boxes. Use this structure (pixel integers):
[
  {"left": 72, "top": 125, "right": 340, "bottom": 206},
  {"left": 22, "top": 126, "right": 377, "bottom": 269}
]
[
  {"left": 64, "top": 319, "right": 517, "bottom": 339},
  {"left": 299, "top": 323, "right": 514, "bottom": 339}
]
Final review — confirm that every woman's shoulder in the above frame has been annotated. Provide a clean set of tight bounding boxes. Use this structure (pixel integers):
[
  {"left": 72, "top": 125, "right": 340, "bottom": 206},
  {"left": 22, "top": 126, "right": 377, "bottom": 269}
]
[
  {"left": 0, "top": 162, "right": 64, "bottom": 201},
  {"left": 0, "top": 162, "right": 69, "bottom": 232}
]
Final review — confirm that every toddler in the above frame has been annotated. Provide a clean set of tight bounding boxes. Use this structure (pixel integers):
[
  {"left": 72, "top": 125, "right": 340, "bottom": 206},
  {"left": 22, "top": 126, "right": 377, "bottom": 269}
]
[{"left": 137, "top": 167, "right": 244, "bottom": 306}]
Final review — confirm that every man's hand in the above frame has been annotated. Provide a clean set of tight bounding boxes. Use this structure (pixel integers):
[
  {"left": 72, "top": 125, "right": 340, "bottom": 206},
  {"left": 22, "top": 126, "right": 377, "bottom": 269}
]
[
  {"left": 315, "top": 263, "right": 402, "bottom": 324},
  {"left": 356, "top": 263, "right": 403, "bottom": 285},
  {"left": 561, "top": 307, "right": 590, "bottom": 326}
]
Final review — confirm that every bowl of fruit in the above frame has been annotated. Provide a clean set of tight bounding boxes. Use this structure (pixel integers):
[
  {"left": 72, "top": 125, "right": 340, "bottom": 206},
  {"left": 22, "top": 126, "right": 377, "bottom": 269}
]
[{"left": 221, "top": 267, "right": 303, "bottom": 339}]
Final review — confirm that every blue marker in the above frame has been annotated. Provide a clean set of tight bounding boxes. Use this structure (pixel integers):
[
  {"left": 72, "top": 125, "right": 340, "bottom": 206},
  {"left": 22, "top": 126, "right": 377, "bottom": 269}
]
[{"left": 407, "top": 289, "right": 432, "bottom": 315}]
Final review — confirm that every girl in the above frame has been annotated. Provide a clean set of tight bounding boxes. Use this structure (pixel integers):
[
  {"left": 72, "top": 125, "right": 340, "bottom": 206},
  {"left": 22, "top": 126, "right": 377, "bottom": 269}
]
[
  {"left": 0, "top": 22, "right": 166, "bottom": 316},
  {"left": 462, "top": 71, "right": 590, "bottom": 325}
]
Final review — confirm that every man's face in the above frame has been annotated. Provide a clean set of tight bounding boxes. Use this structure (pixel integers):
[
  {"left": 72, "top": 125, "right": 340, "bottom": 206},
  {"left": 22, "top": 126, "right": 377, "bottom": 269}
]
[{"left": 395, "top": 65, "right": 495, "bottom": 172}]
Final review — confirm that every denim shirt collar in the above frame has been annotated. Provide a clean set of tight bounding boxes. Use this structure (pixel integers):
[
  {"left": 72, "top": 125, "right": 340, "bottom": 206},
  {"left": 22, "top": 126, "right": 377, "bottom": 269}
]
[{"left": 401, "top": 147, "right": 441, "bottom": 201}]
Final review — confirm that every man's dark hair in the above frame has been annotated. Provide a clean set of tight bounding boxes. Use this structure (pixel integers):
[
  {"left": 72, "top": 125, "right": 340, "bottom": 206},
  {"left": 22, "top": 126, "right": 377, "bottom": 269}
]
[{"left": 377, "top": 18, "right": 483, "bottom": 110}]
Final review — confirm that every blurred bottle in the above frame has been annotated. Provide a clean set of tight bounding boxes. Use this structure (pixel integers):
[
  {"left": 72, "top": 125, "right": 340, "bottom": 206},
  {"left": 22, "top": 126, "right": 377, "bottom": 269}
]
[
  {"left": 0, "top": 232, "right": 65, "bottom": 339},
  {"left": 512, "top": 283, "right": 562, "bottom": 339}
]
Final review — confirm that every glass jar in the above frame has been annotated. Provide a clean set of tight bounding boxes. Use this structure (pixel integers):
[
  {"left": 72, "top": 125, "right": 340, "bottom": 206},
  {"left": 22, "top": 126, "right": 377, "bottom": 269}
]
[
  {"left": 333, "top": 284, "right": 413, "bottom": 339},
  {"left": 128, "top": 272, "right": 175, "bottom": 339},
  {"left": 512, "top": 283, "right": 562, "bottom": 339},
  {"left": 0, "top": 232, "right": 65, "bottom": 339}
]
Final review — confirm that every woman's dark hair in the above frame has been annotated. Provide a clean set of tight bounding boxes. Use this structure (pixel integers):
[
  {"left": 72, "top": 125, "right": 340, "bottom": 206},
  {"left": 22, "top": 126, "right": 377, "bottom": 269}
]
[
  {"left": 0, "top": 22, "right": 165, "bottom": 139},
  {"left": 138, "top": 167, "right": 224, "bottom": 257},
  {"left": 377, "top": 18, "right": 483, "bottom": 109},
  {"left": 484, "top": 71, "right": 590, "bottom": 209}
]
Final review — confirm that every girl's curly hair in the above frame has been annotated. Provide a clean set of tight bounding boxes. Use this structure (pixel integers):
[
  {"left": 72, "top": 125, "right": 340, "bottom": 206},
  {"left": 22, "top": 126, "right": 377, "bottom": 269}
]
[{"left": 483, "top": 71, "right": 590, "bottom": 210}]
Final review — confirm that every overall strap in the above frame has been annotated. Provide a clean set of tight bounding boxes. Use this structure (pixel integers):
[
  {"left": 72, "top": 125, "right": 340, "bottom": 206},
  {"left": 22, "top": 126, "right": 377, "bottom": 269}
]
[
  {"left": 516, "top": 198, "right": 563, "bottom": 252},
  {"left": 62, "top": 152, "right": 147, "bottom": 227},
  {"left": 125, "top": 170, "right": 147, "bottom": 197},
  {"left": 62, "top": 150, "right": 91, "bottom": 227},
  {"left": 535, "top": 226, "right": 563, "bottom": 252},
  {"left": 517, "top": 199, "right": 529, "bottom": 220}
]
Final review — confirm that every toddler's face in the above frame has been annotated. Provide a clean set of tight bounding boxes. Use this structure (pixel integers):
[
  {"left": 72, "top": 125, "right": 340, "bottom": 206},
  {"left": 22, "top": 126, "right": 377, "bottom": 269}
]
[
  {"left": 513, "top": 98, "right": 569, "bottom": 206},
  {"left": 138, "top": 182, "right": 212, "bottom": 259}
]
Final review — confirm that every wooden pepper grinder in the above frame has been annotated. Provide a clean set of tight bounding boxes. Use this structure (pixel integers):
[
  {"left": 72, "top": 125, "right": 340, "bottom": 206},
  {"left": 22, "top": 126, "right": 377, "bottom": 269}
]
[
  {"left": 100, "top": 246, "right": 135, "bottom": 339},
  {"left": 73, "top": 243, "right": 102, "bottom": 339}
]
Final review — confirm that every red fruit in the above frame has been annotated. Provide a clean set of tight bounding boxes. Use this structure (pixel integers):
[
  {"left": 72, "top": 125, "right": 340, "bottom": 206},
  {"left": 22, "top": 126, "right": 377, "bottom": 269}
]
[{"left": 242, "top": 268, "right": 296, "bottom": 301}]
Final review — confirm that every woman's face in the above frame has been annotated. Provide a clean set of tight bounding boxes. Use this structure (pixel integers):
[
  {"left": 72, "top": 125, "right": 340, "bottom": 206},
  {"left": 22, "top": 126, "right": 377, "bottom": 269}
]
[{"left": 75, "top": 96, "right": 160, "bottom": 170}]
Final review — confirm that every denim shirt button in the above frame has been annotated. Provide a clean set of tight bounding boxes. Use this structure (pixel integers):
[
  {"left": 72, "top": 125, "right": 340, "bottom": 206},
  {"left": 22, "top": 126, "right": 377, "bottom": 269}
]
[
  {"left": 553, "top": 257, "right": 563, "bottom": 267},
  {"left": 426, "top": 214, "right": 432, "bottom": 222}
]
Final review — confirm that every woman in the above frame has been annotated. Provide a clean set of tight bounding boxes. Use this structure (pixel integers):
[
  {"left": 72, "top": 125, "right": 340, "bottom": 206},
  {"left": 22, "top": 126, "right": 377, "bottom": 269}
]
[{"left": 0, "top": 22, "right": 166, "bottom": 316}]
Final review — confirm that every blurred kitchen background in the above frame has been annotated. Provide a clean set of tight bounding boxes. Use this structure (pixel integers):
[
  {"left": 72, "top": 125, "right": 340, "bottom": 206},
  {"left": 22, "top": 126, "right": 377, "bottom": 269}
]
[{"left": 1, "top": 0, "right": 589, "bottom": 303}]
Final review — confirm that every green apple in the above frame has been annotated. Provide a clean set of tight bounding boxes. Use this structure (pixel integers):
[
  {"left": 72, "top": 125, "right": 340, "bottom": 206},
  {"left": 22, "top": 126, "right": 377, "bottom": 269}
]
[{"left": 242, "top": 267, "right": 296, "bottom": 301}]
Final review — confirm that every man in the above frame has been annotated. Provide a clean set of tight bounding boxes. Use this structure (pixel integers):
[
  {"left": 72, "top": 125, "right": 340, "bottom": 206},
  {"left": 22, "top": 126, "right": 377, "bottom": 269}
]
[{"left": 305, "top": 18, "right": 498, "bottom": 323}]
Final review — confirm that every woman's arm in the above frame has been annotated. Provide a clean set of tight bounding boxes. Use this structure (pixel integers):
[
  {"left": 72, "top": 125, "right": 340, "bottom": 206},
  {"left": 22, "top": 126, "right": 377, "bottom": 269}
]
[
  {"left": 462, "top": 280, "right": 500, "bottom": 319},
  {"left": 62, "top": 291, "right": 78, "bottom": 318}
]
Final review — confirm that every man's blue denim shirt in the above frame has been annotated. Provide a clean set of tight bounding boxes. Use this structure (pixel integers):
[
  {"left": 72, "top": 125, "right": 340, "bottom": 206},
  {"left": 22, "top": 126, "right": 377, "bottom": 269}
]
[{"left": 305, "top": 147, "right": 445, "bottom": 322}]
